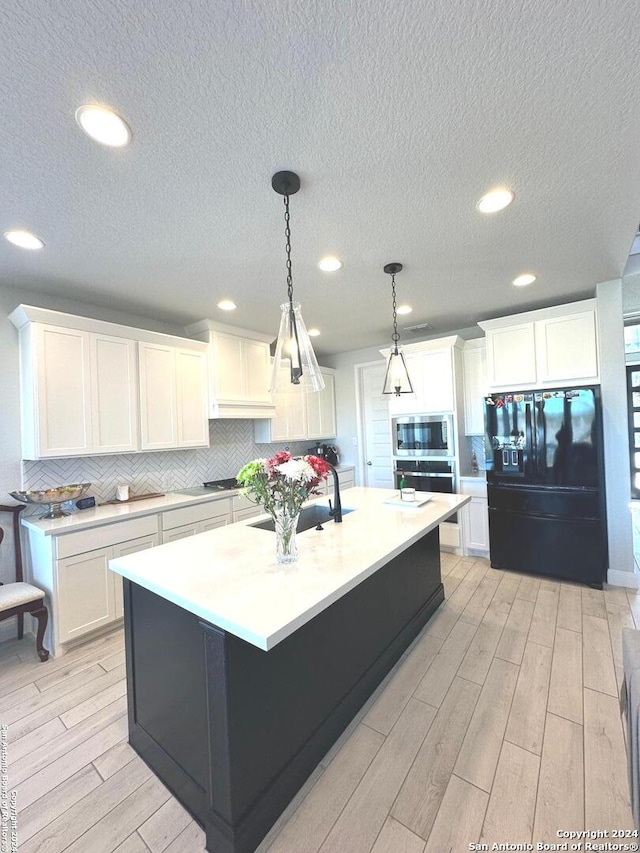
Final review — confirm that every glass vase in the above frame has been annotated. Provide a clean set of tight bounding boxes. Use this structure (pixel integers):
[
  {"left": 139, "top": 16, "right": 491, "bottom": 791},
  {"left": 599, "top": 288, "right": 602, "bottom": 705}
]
[{"left": 273, "top": 507, "right": 300, "bottom": 564}]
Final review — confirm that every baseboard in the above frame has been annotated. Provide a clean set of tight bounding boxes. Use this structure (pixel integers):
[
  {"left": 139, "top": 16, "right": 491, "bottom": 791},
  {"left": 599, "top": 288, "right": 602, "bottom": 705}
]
[{"left": 607, "top": 567, "right": 639, "bottom": 589}]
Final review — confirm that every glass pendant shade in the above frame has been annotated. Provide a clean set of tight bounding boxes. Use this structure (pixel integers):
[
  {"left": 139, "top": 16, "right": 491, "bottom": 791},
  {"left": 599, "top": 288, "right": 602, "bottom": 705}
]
[
  {"left": 270, "top": 302, "right": 326, "bottom": 393},
  {"left": 382, "top": 348, "right": 414, "bottom": 396}
]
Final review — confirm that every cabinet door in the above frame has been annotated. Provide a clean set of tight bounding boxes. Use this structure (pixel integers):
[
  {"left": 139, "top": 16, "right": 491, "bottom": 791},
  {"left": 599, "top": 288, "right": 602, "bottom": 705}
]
[
  {"left": 111, "top": 534, "right": 159, "bottom": 619},
  {"left": 35, "top": 324, "right": 92, "bottom": 456},
  {"left": 307, "top": 372, "right": 337, "bottom": 439},
  {"left": 211, "top": 333, "right": 245, "bottom": 402},
  {"left": 463, "top": 345, "right": 487, "bottom": 435},
  {"left": 536, "top": 311, "right": 599, "bottom": 384},
  {"left": 421, "top": 350, "right": 454, "bottom": 412},
  {"left": 202, "top": 516, "right": 230, "bottom": 531},
  {"left": 462, "top": 498, "right": 489, "bottom": 553},
  {"left": 175, "top": 348, "right": 209, "bottom": 447},
  {"left": 139, "top": 343, "right": 177, "bottom": 450},
  {"left": 162, "top": 523, "right": 199, "bottom": 543},
  {"left": 91, "top": 334, "right": 139, "bottom": 453},
  {"left": 57, "top": 548, "right": 114, "bottom": 642},
  {"left": 242, "top": 339, "right": 272, "bottom": 404},
  {"left": 486, "top": 324, "right": 537, "bottom": 388}
]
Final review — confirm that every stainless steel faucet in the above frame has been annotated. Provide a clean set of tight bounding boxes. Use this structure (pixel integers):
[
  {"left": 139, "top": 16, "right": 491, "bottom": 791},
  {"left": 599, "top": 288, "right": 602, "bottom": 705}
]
[{"left": 327, "top": 463, "right": 342, "bottom": 523}]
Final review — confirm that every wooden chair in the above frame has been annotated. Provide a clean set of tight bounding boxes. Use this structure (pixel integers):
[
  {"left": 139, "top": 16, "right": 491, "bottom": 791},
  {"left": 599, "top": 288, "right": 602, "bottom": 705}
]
[{"left": 0, "top": 504, "right": 49, "bottom": 661}]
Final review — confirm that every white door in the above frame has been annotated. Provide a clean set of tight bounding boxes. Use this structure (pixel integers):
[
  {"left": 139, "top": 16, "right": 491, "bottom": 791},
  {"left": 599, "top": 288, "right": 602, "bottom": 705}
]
[
  {"left": 359, "top": 362, "right": 394, "bottom": 489},
  {"left": 139, "top": 342, "right": 177, "bottom": 450},
  {"left": 175, "top": 348, "right": 209, "bottom": 447}
]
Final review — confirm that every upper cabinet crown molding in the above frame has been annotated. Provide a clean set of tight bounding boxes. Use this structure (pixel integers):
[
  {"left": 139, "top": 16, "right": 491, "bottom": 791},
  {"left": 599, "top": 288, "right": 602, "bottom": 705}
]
[
  {"left": 477, "top": 299, "right": 599, "bottom": 391},
  {"left": 185, "top": 318, "right": 276, "bottom": 419},
  {"left": 9, "top": 304, "right": 207, "bottom": 351}
]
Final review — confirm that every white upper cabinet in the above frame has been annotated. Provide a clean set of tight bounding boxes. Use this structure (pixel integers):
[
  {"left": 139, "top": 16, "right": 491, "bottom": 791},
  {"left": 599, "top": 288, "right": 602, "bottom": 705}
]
[
  {"left": 15, "top": 321, "right": 138, "bottom": 459},
  {"left": 305, "top": 370, "right": 337, "bottom": 439},
  {"left": 479, "top": 300, "right": 599, "bottom": 391},
  {"left": 139, "top": 342, "right": 209, "bottom": 451},
  {"left": 380, "top": 337, "right": 461, "bottom": 415},
  {"left": 91, "top": 334, "right": 139, "bottom": 453},
  {"left": 9, "top": 305, "right": 209, "bottom": 459},
  {"left": 254, "top": 366, "right": 336, "bottom": 443},
  {"left": 185, "top": 319, "right": 276, "bottom": 419},
  {"left": 175, "top": 347, "right": 209, "bottom": 447},
  {"left": 462, "top": 339, "right": 487, "bottom": 436}
]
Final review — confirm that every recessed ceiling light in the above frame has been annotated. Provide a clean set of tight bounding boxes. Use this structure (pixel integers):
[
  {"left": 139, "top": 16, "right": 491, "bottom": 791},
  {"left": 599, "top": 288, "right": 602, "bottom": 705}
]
[
  {"left": 318, "top": 256, "right": 342, "bottom": 272},
  {"left": 307, "top": 328, "right": 321, "bottom": 337},
  {"left": 4, "top": 229, "right": 44, "bottom": 250},
  {"left": 396, "top": 305, "right": 413, "bottom": 315},
  {"left": 75, "top": 105, "right": 132, "bottom": 147},
  {"left": 217, "top": 299, "right": 237, "bottom": 311},
  {"left": 476, "top": 188, "right": 515, "bottom": 214},
  {"left": 512, "top": 273, "right": 536, "bottom": 287}
]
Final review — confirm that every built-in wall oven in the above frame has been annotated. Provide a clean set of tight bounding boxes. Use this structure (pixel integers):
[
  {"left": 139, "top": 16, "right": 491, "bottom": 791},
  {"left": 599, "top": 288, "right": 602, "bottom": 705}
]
[
  {"left": 392, "top": 414, "right": 454, "bottom": 458},
  {"left": 394, "top": 458, "right": 457, "bottom": 522}
]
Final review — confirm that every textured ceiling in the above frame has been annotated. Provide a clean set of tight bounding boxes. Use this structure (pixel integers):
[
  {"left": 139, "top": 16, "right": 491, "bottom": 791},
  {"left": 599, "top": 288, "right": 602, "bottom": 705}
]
[{"left": 2, "top": 0, "right": 640, "bottom": 355}]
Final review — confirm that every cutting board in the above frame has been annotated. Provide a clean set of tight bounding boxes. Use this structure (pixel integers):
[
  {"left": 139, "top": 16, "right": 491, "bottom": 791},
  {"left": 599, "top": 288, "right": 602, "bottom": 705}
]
[
  {"left": 384, "top": 494, "right": 433, "bottom": 508},
  {"left": 101, "top": 493, "right": 165, "bottom": 505}
]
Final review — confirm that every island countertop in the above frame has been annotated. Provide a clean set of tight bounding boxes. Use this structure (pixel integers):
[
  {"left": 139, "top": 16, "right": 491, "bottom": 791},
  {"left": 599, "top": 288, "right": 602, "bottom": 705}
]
[{"left": 109, "top": 486, "right": 469, "bottom": 651}]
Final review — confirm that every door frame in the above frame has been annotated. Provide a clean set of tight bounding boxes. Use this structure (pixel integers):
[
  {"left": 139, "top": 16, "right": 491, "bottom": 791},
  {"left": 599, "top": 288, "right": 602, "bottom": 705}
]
[{"left": 354, "top": 359, "right": 389, "bottom": 488}]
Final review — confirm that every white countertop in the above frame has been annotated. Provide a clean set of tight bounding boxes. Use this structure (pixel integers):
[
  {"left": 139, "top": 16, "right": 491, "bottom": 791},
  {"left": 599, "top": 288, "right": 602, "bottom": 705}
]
[
  {"left": 109, "top": 487, "right": 470, "bottom": 651},
  {"left": 20, "top": 489, "right": 234, "bottom": 536},
  {"left": 20, "top": 466, "right": 356, "bottom": 537}
]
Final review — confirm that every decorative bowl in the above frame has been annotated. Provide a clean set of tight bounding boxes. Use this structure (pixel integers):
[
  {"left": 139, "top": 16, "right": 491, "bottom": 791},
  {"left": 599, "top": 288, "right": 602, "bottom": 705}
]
[{"left": 10, "top": 483, "right": 92, "bottom": 519}]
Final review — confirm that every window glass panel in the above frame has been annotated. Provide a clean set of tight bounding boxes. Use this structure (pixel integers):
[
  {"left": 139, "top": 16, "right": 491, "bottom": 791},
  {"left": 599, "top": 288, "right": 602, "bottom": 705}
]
[
  {"left": 634, "top": 392, "right": 640, "bottom": 408},
  {"left": 635, "top": 472, "right": 640, "bottom": 491},
  {"left": 635, "top": 413, "right": 640, "bottom": 429},
  {"left": 635, "top": 452, "right": 640, "bottom": 469},
  {"left": 633, "top": 370, "right": 640, "bottom": 387},
  {"left": 635, "top": 433, "right": 640, "bottom": 449},
  {"left": 625, "top": 324, "right": 640, "bottom": 353}
]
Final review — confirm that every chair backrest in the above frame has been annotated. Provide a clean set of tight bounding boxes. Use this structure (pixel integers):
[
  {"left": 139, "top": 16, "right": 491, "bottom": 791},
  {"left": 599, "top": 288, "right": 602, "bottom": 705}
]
[{"left": 0, "top": 505, "right": 25, "bottom": 582}]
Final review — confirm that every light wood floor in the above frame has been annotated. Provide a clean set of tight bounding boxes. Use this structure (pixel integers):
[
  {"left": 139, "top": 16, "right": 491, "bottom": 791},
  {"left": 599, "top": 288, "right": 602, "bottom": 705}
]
[{"left": 0, "top": 554, "right": 637, "bottom": 852}]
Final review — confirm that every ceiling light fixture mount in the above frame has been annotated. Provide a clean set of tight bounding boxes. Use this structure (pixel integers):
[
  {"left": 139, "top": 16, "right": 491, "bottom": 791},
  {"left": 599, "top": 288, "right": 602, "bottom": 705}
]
[
  {"left": 270, "top": 170, "right": 324, "bottom": 393},
  {"left": 382, "top": 262, "right": 414, "bottom": 397}
]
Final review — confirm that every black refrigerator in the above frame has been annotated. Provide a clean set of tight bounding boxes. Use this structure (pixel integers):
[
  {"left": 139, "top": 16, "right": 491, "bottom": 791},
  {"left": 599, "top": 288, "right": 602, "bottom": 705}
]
[{"left": 484, "top": 386, "right": 608, "bottom": 588}]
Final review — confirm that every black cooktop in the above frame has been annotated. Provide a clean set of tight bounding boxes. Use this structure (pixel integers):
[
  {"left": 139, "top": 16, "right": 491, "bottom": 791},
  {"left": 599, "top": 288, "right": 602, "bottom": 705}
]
[{"left": 203, "top": 478, "right": 240, "bottom": 491}]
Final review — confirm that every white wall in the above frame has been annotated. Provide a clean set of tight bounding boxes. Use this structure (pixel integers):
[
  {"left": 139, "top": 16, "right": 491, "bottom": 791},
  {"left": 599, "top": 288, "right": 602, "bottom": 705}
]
[{"left": 597, "top": 279, "right": 636, "bottom": 586}]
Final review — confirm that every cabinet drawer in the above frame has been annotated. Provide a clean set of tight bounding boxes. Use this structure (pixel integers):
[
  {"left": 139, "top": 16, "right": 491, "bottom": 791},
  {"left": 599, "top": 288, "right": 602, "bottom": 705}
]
[
  {"left": 56, "top": 515, "right": 160, "bottom": 559},
  {"left": 162, "top": 497, "right": 231, "bottom": 530},
  {"left": 232, "top": 494, "right": 259, "bottom": 513}
]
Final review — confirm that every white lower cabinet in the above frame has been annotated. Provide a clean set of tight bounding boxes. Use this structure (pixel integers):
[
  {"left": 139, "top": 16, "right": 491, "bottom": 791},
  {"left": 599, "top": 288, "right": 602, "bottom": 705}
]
[
  {"left": 459, "top": 477, "right": 489, "bottom": 556},
  {"left": 26, "top": 515, "right": 160, "bottom": 656},
  {"left": 57, "top": 548, "right": 114, "bottom": 642},
  {"left": 161, "top": 498, "right": 231, "bottom": 542}
]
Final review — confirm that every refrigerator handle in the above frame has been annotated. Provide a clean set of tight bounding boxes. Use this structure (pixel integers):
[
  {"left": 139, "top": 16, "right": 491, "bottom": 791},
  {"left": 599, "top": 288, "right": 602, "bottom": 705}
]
[{"left": 525, "top": 402, "right": 535, "bottom": 468}]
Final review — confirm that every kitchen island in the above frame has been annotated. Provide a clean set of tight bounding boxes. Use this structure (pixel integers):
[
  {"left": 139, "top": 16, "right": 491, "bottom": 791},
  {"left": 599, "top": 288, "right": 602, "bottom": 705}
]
[{"left": 109, "top": 487, "right": 469, "bottom": 853}]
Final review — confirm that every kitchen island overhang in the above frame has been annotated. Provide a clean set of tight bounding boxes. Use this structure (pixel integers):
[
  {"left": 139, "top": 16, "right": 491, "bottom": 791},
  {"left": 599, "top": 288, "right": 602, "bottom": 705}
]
[{"left": 110, "top": 487, "right": 470, "bottom": 853}]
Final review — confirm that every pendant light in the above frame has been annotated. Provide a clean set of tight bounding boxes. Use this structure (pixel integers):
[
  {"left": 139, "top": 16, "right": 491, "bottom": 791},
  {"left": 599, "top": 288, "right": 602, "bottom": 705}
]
[
  {"left": 269, "top": 171, "right": 325, "bottom": 394},
  {"left": 382, "top": 262, "right": 414, "bottom": 396}
]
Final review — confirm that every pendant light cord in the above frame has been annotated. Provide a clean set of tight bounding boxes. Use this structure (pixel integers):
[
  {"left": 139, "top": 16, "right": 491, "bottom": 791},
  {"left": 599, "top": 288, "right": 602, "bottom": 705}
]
[{"left": 391, "top": 272, "right": 400, "bottom": 355}]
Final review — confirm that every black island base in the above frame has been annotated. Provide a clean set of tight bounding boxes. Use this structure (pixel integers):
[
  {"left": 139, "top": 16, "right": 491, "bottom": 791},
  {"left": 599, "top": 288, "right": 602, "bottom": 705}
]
[{"left": 123, "top": 527, "right": 443, "bottom": 853}]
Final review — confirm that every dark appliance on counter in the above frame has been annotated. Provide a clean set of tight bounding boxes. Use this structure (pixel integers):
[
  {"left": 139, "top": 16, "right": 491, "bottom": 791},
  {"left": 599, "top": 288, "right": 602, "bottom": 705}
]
[
  {"left": 307, "top": 444, "right": 339, "bottom": 466},
  {"left": 484, "top": 386, "right": 607, "bottom": 588},
  {"left": 202, "top": 478, "right": 240, "bottom": 491},
  {"left": 392, "top": 414, "right": 454, "bottom": 457}
]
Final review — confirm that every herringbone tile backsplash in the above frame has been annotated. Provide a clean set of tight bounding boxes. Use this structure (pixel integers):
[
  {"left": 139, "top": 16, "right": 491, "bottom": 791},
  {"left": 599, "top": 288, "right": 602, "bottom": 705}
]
[{"left": 22, "top": 421, "right": 313, "bottom": 504}]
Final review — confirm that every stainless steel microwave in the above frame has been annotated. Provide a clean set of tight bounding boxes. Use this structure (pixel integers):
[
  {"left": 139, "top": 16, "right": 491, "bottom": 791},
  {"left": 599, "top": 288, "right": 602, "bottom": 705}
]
[{"left": 392, "top": 414, "right": 454, "bottom": 458}]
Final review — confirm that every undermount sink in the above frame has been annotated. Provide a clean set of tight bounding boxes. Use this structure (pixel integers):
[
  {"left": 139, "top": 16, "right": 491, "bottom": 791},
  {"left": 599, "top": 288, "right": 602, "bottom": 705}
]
[{"left": 250, "top": 505, "right": 355, "bottom": 534}]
